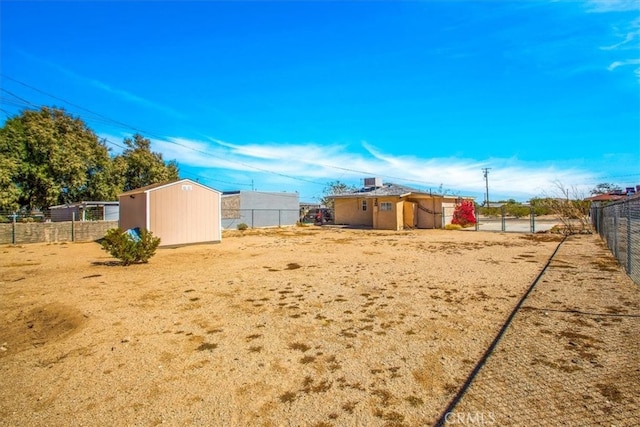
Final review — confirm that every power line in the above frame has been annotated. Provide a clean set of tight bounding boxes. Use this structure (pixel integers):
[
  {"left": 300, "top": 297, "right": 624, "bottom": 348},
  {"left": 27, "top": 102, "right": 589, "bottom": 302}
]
[
  {"left": 2, "top": 74, "right": 149, "bottom": 134},
  {"left": 0, "top": 74, "right": 464, "bottom": 192},
  {"left": 0, "top": 74, "right": 332, "bottom": 187},
  {"left": 0, "top": 89, "right": 41, "bottom": 110}
]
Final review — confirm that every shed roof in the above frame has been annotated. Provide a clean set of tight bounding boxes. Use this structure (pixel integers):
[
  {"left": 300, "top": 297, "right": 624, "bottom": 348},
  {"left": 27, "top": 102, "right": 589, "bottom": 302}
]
[{"left": 119, "top": 179, "right": 220, "bottom": 197}]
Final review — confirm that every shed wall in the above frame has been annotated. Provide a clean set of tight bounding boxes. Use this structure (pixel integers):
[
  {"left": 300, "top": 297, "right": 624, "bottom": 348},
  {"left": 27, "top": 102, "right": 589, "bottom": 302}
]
[
  {"left": 119, "top": 193, "right": 147, "bottom": 231},
  {"left": 149, "top": 182, "right": 220, "bottom": 246}
]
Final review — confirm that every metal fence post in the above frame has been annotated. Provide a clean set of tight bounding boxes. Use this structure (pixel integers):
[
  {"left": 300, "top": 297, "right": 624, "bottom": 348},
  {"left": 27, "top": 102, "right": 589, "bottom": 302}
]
[
  {"left": 530, "top": 206, "right": 535, "bottom": 233},
  {"left": 475, "top": 206, "right": 479, "bottom": 231},
  {"left": 12, "top": 213, "right": 16, "bottom": 245},
  {"left": 251, "top": 209, "right": 254, "bottom": 229},
  {"left": 72, "top": 211, "right": 75, "bottom": 242},
  {"left": 613, "top": 206, "right": 619, "bottom": 260},
  {"left": 501, "top": 205, "right": 506, "bottom": 232}
]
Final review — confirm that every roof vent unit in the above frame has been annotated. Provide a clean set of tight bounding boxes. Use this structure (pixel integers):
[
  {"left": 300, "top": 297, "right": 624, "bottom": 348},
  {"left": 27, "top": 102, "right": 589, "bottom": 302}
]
[{"left": 363, "top": 177, "right": 382, "bottom": 189}]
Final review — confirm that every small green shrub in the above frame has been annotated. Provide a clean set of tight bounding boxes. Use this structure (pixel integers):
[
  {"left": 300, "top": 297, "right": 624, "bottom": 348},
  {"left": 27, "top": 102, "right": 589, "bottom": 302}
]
[
  {"left": 101, "top": 227, "right": 161, "bottom": 265},
  {"left": 507, "top": 204, "right": 531, "bottom": 218},
  {"left": 237, "top": 223, "right": 249, "bottom": 231}
]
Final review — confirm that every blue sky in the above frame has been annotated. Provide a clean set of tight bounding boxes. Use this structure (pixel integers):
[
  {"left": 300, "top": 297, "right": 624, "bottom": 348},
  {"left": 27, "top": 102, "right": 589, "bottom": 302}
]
[{"left": 1, "top": 0, "right": 639, "bottom": 203}]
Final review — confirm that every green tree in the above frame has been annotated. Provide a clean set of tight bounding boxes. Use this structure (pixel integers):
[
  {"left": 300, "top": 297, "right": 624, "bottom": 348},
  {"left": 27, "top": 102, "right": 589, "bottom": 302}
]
[
  {"left": 0, "top": 106, "right": 118, "bottom": 210},
  {"left": 0, "top": 138, "right": 21, "bottom": 211},
  {"left": 320, "top": 180, "right": 359, "bottom": 209},
  {"left": 115, "top": 134, "right": 179, "bottom": 191}
]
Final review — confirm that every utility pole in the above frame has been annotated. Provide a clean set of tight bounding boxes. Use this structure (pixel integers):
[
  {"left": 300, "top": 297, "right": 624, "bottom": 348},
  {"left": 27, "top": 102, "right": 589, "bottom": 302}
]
[{"left": 482, "top": 168, "right": 491, "bottom": 207}]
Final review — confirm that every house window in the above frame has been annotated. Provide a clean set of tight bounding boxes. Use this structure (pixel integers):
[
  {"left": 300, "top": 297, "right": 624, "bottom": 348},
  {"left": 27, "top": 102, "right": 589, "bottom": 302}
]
[
  {"left": 362, "top": 200, "right": 367, "bottom": 211},
  {"left": 380, "top": 202, "right": 392, "bottom": 211}
]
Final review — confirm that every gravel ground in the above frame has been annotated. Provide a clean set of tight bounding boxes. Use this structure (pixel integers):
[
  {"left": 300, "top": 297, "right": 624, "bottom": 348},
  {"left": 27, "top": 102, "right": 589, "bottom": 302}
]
[
  {"left": 450, "top": 234, "right": 639, "bottom": 427},
  {"left": 0, "top": 227, "right": 636, "bottom": 426}
]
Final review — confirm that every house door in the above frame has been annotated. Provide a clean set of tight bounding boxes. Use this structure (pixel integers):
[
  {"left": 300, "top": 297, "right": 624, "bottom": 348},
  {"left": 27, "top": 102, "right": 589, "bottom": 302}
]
[{"left": 403, "top": 202, "right": 417, "bottom": 229}]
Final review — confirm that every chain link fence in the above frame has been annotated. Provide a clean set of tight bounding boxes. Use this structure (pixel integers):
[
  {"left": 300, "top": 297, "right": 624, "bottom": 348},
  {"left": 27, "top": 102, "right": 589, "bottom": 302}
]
[
  {"left": 0, "top": 209, "right": 50, "bottom": 223},
  {"left": 591, "top": 196, "right": 640, "bottom": 285},
  {"left": 440, "top": 206, "right": 560, "bottom": 233},
  {"left": 221, "top": 209, "right": 302, "bottom": 230}
]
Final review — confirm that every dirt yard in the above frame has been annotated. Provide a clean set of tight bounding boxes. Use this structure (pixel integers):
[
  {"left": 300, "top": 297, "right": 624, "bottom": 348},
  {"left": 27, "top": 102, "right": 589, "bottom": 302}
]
[{"left": 1, "top": 226, "right": 637, "bottom": 426}]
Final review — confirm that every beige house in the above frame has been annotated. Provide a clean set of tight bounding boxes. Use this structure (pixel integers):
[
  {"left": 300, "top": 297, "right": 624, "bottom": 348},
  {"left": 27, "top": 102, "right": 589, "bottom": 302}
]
[
  {"left": 329, "top": 178, "right": 463, "bottom": 231},
  {"left": 118, "top": 179, "right": 221, "bottom": 247}
]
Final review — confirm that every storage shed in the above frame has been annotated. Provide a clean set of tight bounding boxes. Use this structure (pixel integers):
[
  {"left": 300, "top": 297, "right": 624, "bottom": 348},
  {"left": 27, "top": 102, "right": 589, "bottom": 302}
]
[{"left": 118, "top": 179, "right": 221, "bottom": 247}]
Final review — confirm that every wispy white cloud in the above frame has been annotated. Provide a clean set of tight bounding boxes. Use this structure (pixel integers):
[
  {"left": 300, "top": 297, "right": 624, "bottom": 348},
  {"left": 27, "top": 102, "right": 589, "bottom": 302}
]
[
  {"left": 600, "top": 17, "right": 640, "bottom": 50},
  {"left": 586, "top": 0, "right": 640, "bottom": 13},
  {"left": 149, "top": 136, "right": 599, "bottom": 201},
  {"left": 608, "top": 58, "right": 640, "bottom": 70},
  {"left": 15, "top": 49, "right": 185, "bottom": 118},
  {"left": 585, "top": 3, "right": 640, "bottom": 81},
  {"left": 607, "top": 59, "right": 640, "bottom": 81},
  {"left": 86, "top": 79, "right": 185, "bottom": 119}
]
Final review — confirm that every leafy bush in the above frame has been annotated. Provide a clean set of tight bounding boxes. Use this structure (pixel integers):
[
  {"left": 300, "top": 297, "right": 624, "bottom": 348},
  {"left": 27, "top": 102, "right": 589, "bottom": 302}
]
[
  {"left": 528, "top": 198, "right": 552, "bottom": 216},
  {"left": 101, "top": 227, "right": 160, "bottom": 265},
  {"left": 451, "top": 200, "right": 476, "bottom": 227},
  {"left": 237, "top": 223, "right": 248, "bottom": 231},
  {"left": 477, "top": 206, "right": 501, "bottom": 217},
  {"left": 506, "top": 204, "right": 530, "bottom": 218}
]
